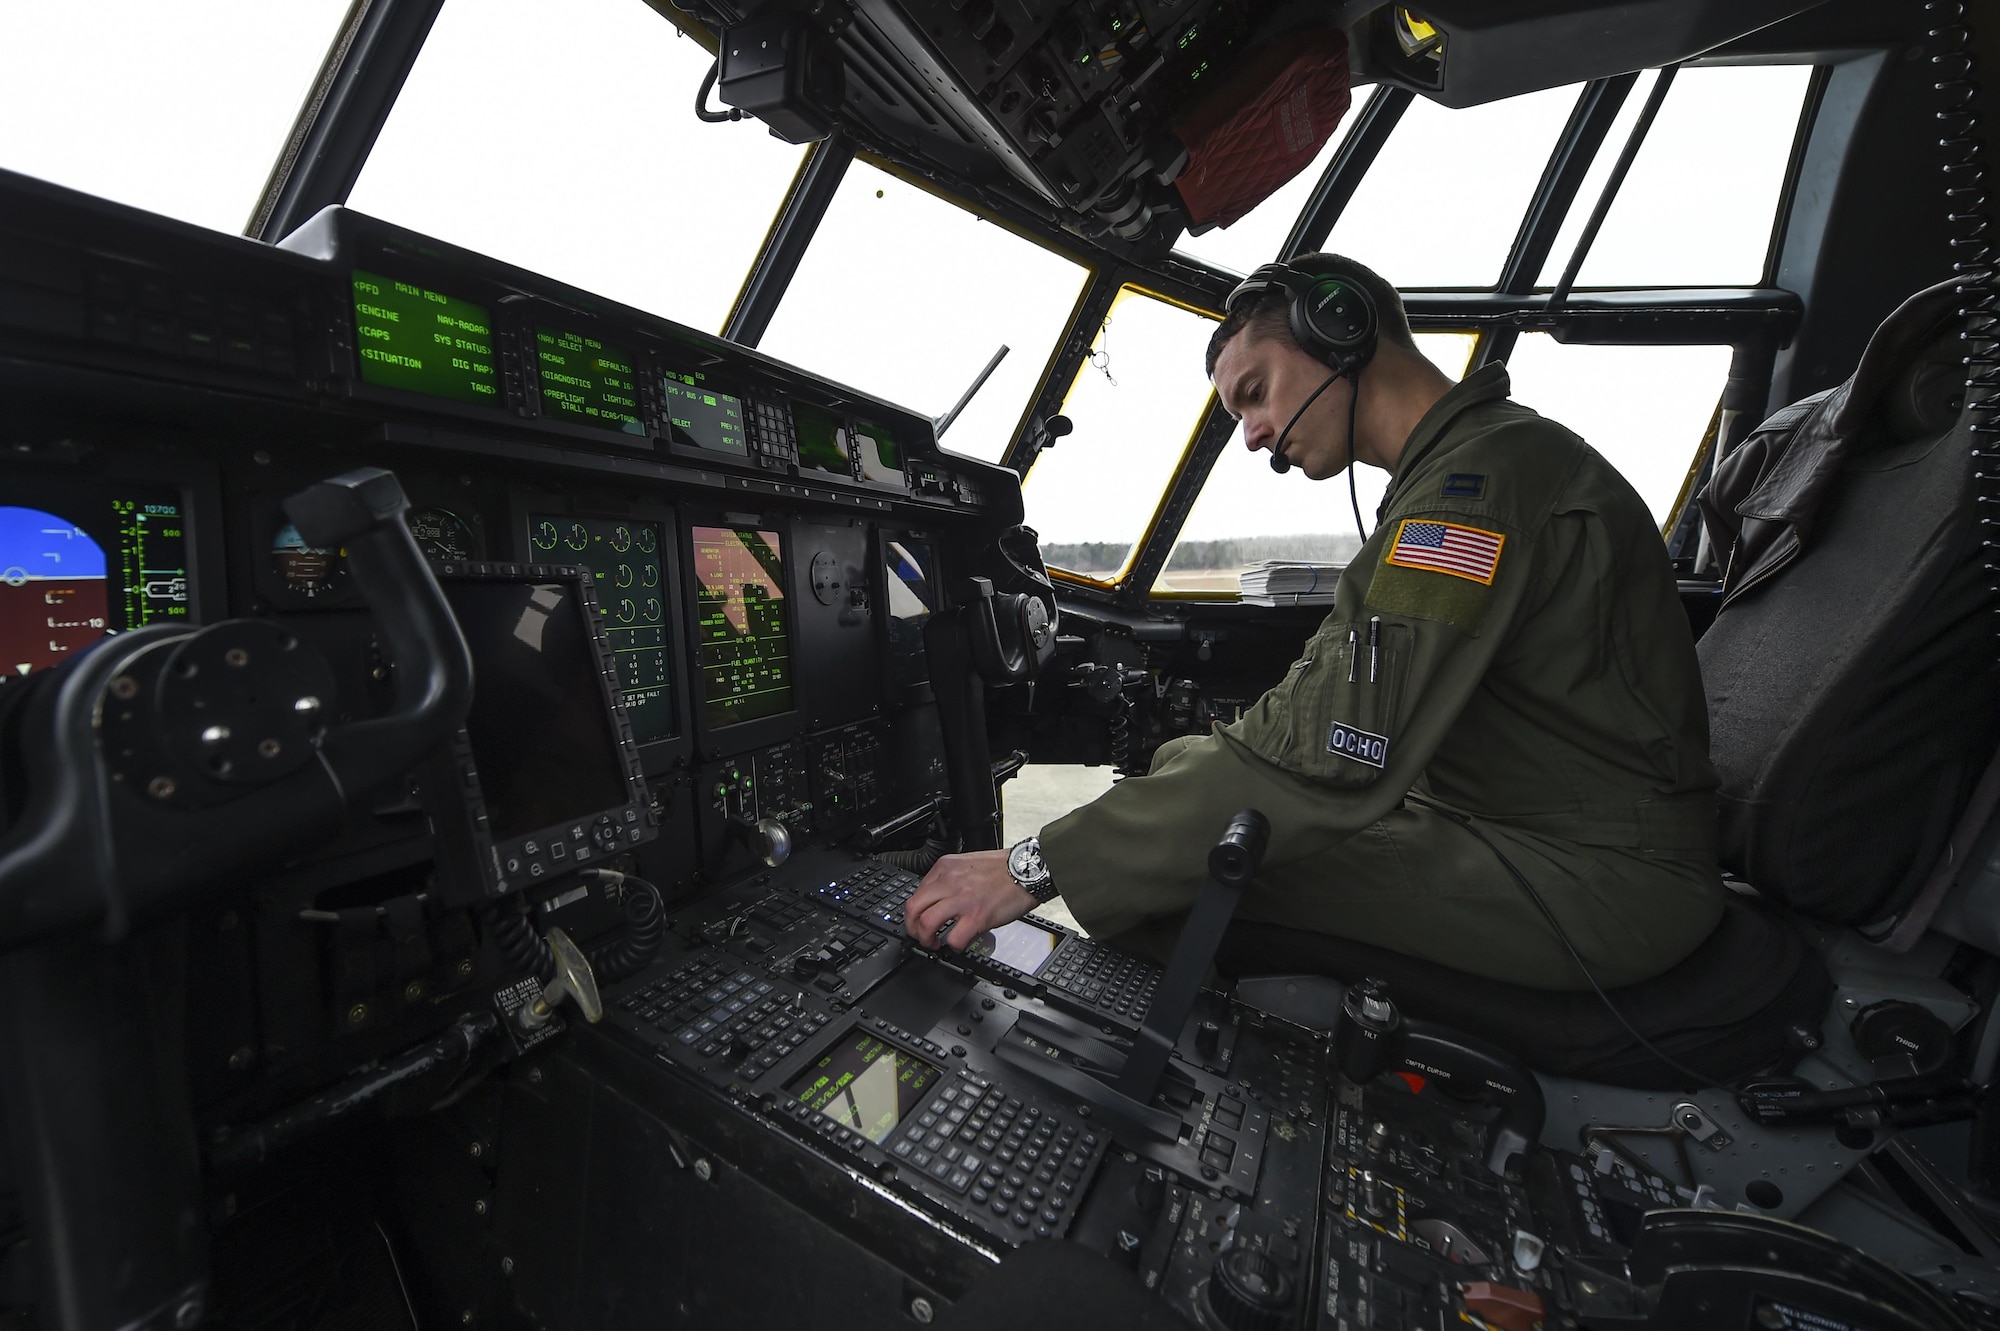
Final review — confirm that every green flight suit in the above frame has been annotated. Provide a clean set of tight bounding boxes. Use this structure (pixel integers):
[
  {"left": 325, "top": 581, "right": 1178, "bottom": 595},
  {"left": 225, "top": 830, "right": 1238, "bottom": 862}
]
[{"left": 1039, "top": 365, "right": 1725, "bottom": 990}]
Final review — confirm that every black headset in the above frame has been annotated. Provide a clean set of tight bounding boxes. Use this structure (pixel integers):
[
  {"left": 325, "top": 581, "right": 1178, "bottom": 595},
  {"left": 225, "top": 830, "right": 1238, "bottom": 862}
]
[
  {"left": 1225, "top": 261, "right": 1381, "bottom": 499},
  {"left": 1225, "top": 260, "right": 1380, "bottom": 375}
]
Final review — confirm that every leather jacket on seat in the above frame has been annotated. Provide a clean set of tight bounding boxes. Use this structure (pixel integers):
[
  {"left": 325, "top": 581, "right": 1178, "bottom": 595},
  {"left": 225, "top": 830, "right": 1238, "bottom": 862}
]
[{"left": 1699, "top": 278, "right": 1964, "bottom": 608}]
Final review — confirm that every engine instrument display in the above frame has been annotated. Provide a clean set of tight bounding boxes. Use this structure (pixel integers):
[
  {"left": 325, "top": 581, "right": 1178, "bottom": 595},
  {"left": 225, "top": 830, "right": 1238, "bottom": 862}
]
[
  {"left": 662, "top": 372, "right": 747, "bottom": 458},
  {"left": 535, "top": 327, "right": 644, "bottom": 435},
  {"left": 351, "top": 270, "right": 499, "bottom": 406},
  {"left": 788, "top": 1031, "right": 940, "bottom": 1145},
  {"left": 0, "top": 488, "right": 190, "bottom": 684},
  {"left": 527, "top": 513, "right": 673, "bottom": 744},
  {"left": 690, "top": 526, "right": 792, "bottom": 729}
]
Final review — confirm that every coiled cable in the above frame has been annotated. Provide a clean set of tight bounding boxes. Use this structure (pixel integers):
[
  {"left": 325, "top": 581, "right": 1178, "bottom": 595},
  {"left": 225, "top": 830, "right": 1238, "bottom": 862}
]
[
  {"left": 1107, "top": 695, "right": 1134, "bottom": 780},
  {"left": 480, "top": 899, "right": 554, "bottom": 987},
  {"left": 585, "top": 870, "right": 668, "bottom": 982}
]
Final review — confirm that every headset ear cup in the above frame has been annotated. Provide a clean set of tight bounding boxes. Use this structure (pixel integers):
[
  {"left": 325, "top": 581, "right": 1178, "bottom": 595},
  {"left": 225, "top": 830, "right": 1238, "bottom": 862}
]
[{"left": 1299, "top": 276, "right": 1377, "bottom": 364}]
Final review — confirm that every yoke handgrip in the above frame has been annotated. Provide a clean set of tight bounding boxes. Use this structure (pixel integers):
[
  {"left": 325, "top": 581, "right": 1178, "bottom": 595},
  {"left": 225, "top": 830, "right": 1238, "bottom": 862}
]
[{"left": 285, "top": 468, "right": 473, "bottom": 793}]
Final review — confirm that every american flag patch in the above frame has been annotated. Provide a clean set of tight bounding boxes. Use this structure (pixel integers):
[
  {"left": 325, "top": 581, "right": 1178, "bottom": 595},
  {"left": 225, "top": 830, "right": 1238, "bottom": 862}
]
[{"left": 1385, "top": 518, "right": 1505, "bottom": 585}]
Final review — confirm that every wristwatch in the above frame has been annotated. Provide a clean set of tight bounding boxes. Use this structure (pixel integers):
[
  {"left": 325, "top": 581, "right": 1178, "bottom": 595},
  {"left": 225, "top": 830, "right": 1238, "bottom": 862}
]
[{"left": 1006, "top": 836, "right": 1058, "bottom": 903}]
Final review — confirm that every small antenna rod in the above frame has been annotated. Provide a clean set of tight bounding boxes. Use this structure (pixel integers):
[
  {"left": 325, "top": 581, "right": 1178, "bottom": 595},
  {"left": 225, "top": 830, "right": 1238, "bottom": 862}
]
[{"left": 934, "top": 345, "right": 1010, "bottom": 438}]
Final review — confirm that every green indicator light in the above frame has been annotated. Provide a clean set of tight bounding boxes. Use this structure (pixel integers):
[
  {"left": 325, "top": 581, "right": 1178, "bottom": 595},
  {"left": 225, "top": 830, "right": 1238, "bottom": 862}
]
[{"left": 352, "top": 269, "right": 499, "bottom": 406}]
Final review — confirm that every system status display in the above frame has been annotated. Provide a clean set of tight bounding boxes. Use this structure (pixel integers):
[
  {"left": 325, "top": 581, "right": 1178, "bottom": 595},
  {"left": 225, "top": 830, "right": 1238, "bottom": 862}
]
[
  {"left": 662, "top": 372, "right": 747, "bottom": 457},
  {"left": 528, "top": 514, "right": 673, "bottom": 744},
  {"left": 352, "top": 270, "right": 499, "bottom": 406},
  {"left": 690, "top": 526, "right": 792, "bottom": 729},
  {"left": 536, "top": 327, "right": 645, "bottom": 435},
  {"left": 1, "top": 491, "right": 190, "bottom": 685}
]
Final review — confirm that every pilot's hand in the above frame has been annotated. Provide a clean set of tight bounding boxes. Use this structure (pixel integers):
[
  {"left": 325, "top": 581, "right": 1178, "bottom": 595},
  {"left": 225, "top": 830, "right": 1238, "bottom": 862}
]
[{"left": 904, "top": 850, "right": 1036, "bottom": 952}]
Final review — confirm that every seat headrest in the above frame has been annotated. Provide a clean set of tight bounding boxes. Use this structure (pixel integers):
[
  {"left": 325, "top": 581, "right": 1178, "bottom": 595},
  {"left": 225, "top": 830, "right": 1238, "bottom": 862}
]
[{"left": 1881, "top": 332, "right": 1968, "bottom": 443}]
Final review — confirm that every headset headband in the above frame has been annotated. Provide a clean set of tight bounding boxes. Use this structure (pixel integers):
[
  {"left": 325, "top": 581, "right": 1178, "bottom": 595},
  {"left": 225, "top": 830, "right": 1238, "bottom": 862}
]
[{"left": 1226, "top": 261, "right": 1379, "bottom": 374}]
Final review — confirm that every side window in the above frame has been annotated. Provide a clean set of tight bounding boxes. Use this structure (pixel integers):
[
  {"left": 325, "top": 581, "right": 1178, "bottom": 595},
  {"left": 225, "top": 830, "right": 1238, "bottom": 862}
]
[
  {"left": 1502, "top": 338, "right": 1731, "bottom": 525},
  {"left": 349, "top": 0, "right": 807, "bottom": 335},
  {"left": 1554, "top": 65, "right": 1816, "bottom": 287},
  {"left": 1328, "top": 84, "right": 1581, "bottom": 286},
  {"left": 1158, "top": 334, "right": 1475, "bottom": 591},
  {"left": 758, "top": 162, "right": 1090, "bottom": 464},
  {"left": 1146, "top": 62, "right": 1814, "bottom": 598},
  {"left": 0, "top": 2, "right": 352, "bottom": 234},
  {"left": 1024, "top": 289, "right": 1219, "bottom": 581}
]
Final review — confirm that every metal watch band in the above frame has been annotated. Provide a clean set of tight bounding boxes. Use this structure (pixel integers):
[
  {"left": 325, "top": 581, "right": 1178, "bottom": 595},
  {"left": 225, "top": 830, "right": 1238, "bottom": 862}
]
[{"left": 1008, "top": 836, "right": 1058, "bottom": 903}]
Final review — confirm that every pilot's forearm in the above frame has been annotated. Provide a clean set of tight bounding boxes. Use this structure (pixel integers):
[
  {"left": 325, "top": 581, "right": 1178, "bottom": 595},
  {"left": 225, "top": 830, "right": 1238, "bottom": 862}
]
[{"left": 1037, "top": 728, "right": 1385, "bottom": 939}]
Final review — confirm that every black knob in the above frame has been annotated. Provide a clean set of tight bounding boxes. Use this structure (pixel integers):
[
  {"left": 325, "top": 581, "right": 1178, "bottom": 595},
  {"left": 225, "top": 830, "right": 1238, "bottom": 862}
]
[
  {"left": 1850, "top": 999, "right": 1953, "bottom": 1075},
  {"left": 1333, "top": 978, "right": 1401, "bottom": 1085},
  {"left": 1204, "top": 1248, "right": 1293, "bottom": 1331}
]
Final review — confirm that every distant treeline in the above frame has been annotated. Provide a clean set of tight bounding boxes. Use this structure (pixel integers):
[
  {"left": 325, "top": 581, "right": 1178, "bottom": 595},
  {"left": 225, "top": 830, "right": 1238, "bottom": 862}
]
[{"left": 1040, "top": 533, "right": 1365, "bottom": 574}]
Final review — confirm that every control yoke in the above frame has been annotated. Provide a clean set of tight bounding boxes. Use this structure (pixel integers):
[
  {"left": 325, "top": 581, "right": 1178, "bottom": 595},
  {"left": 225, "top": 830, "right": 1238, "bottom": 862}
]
[
  {"left": 0, "top": 467, "right": 472, "bottom": 1331},
  {"left": 0, "top": 466, "right": 473, "bottom": 947},
  {"left": 964, "top": 575, "right": 1054, "bottom": 682},
  {"left": 963, "top": 524, "right": 1060, "bottom": 684},
  {"left": 923, "top": 525, "right": 1059, "bottom": 849}
]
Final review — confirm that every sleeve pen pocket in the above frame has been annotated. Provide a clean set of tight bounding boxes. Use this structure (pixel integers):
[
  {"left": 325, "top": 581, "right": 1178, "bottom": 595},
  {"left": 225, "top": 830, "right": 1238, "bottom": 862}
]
[{"left": 1286, "top": 616, "right": 1413, "bottom": 785}]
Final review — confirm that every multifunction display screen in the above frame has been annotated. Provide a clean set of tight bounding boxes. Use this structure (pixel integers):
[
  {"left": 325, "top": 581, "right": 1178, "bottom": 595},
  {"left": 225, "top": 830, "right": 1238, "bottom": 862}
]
[
  {"left": 793, "top": 404, "right": 853, "bottom": 480},
  {"left": 851, "top": 419, "right": 905, "bottom": 487},
  {"left": 0, "top": 486, "right": 190, "bottom": 686},
  {"left": 691, "top": 526, "right": 792, "bottom": 729},
  {"left": 663, "top": 372, "right": 747, "bottom": 458},
  {"left": 351, "top": 270, "right": 499, "bottom": 405},
  {"left": 788, "top": 1032, "right": 940, "bottom": 1145},
  {"left": 528, "top": 515, "right": 674, "bottom": 744},
  {"left": 965, "top": 919, "right": 1062, "bottom": 975},
  {"left": 535, "top": 327, "right": 644, "bottom": 434},
  {"left": 441, "top": 578, "right": 630, "bottom": 840}
]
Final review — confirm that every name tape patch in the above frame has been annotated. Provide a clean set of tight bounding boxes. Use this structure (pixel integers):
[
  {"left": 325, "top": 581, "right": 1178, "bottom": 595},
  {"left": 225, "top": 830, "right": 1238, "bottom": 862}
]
[
  {"left": 1327, "top": 721, "right": 1389, "bottom": 769},
  {"left": 1385, "top": 518, "right": 1505, "bottom": 586}
]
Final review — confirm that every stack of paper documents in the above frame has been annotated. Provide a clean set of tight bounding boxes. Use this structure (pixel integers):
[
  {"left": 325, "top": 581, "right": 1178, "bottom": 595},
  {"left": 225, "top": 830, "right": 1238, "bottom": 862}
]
[{"left": 1237, "top": 560, "right": 1344, "bottom": 606}]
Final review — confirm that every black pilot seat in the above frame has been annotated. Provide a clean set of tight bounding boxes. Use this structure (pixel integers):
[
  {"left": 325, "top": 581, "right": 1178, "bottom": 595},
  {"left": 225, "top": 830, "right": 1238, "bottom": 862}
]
[{"left": 1222, "top": 896, "right": 1829, "bottom": 1091}]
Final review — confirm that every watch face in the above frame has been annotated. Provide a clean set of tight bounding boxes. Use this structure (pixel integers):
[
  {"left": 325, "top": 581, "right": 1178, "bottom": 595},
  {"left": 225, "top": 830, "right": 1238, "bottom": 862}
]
[{"left": 1009, "top": 839, "right": 1050, "bottom": 895}]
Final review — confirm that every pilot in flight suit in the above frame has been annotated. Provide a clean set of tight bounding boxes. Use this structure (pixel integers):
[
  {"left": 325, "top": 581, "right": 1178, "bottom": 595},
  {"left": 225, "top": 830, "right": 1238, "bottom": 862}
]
[{"left": 910, "top": 255, "right": 1725, "bottom": 991}]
